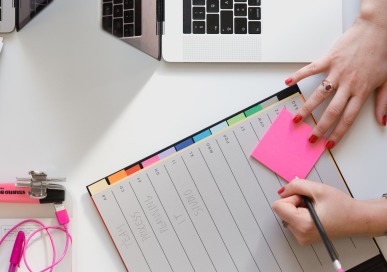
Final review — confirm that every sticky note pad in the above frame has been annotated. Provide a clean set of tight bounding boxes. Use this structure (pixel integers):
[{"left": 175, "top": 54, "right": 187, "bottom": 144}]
[{"left": 251, "top": 109, "right": 325, "bottom": 182}]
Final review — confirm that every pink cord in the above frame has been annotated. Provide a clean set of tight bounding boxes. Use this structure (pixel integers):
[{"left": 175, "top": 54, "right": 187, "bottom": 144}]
[{"left": 0, "top": 218, "right": 72, "bottom": 271}]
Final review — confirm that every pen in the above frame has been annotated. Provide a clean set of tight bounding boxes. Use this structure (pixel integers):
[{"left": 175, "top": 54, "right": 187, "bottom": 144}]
[
  {"left": 302, "top": 195, "right": 344, "bottom": 272},
  {"left": 0, "top": 183, "right": 65, "bottom": 204},
  {"left": 8, "top": 231, "right": 25, "bottom": 272}
]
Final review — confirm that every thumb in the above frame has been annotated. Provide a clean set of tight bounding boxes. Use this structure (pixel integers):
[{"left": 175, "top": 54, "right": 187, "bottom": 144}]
[
  {"left": 374, "top": 82, "right": 387, "bottom": 126},
  {"left": 279, "top": 178, "right": 321, "bottom": 199}
]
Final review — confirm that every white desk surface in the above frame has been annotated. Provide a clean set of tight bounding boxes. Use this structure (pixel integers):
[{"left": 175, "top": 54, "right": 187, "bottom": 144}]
[{"left": 0, "top": 0, "right": 386, "bottom": 270}]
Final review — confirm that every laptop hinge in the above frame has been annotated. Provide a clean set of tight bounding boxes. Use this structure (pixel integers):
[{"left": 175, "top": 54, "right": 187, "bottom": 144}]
[{"left": 156, "top": 0, "right": 165, "bottom": 35}]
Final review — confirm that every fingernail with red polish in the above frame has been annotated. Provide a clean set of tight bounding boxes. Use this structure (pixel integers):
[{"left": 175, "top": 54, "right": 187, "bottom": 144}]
[
  {"left": 293, "top": 115, "right": 302, "bottom": 123},
  {"left": 383, "top": 115, "right": 386, "bottom": 126},
  {"left": 285, "top": 78, "right": 293, "bottom": 85},
  {"left": 308, "top": 135, "right": 318, "bottom": 143},
  {"left": 326, "top": 141, "right": 335, "bottom": 149},
  {"left": 277, "top": 187, "right": 285, "bottom": 195}
]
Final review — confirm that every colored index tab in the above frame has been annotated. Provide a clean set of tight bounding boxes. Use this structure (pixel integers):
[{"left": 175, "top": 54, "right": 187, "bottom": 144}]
[
  {"left": 108, "top": 170, "right": 127, "bottom": 184},
  {"left": 142, "top": 155, "right": 160, "bottom": 168},
  {"left": 227, "top": 113, "right": 245, "bottom": 126},
  {"left": 251, "top": 109, "right": 325, "bottom": 182},
  {"left": 244, "top": 104, "right": 262, "bottom": 117},
  {"left": 193, "top": 129, "right": 211, "bottom": 142}
]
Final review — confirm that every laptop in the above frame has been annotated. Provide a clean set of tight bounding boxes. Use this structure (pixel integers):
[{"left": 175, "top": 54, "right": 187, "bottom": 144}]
[
  {"left": 101, "top": 0, "right": 343, "bottom": 62},
  {"left": 0, "top": 0, "right": 53, "bottom": 33}
]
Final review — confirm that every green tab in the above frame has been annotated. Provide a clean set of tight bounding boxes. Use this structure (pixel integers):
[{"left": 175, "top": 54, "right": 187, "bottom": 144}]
[
  {"left": 244, "top": 104, "right": 263, "bottom": 117},
  {"left": 227, "top": 113, "right": 246, "bottom": 125}
]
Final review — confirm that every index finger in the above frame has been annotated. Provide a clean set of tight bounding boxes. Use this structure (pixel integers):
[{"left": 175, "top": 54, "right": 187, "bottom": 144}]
[
  {"left": 272, "top": 195, "right": 304, "bottom": 224},
  {"left": 285, "top": 58, "right": 329, "bottom": 85}
]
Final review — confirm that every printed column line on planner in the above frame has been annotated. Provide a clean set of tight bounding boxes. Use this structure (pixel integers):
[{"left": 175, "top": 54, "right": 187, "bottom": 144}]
[
  {"left": 181, "top": 145, "right": 261, "bottom": 272},
  {"left": 129, "top": 171, "right": 196, "bottom": 272},
  {"left": 164, "top": 155, "right": 239, "bottom": 272},
  {"left": 199, "top": 135, "right": 281, "bottom": 271},
  {"left": 92, "top": 190, "right": 152, "bottom": 272},
  {"left": 232, "top": 110, "right": 305, "bottom": 271},
  {"left": 146, "top": 163, "right": 217, "bottom": 272}
]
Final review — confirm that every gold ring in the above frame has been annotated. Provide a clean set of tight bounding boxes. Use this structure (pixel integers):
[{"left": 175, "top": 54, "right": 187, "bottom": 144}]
[{"left": 322, "top": 80, "right": 335, "bottom": 93}]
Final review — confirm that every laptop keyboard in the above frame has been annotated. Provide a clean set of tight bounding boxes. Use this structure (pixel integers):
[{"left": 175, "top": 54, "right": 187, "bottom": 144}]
[
  {"left": 184, "top": 0, "right": 261, "bottom": 34},
  {"left": 102, "top": 0, "right": 142, "bottom": 38},
  {"left": 30, "top": 0, "right": 53, "bottom": 17}
]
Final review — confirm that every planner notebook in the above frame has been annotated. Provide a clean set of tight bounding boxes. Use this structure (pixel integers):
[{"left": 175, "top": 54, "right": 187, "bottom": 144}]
[{"left": 87, "top": 85, "right": 381, "bottom": 271}]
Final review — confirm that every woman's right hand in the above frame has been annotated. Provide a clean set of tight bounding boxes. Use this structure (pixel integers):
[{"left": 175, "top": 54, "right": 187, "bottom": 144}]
[{"left": 272, "top": 179, "right": 367, "bottom": 245}]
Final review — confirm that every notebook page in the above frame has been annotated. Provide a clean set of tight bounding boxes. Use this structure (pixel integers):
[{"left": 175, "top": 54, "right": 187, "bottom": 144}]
[{"left": 89, "top": 92, "right": 379, "bottom": 271}]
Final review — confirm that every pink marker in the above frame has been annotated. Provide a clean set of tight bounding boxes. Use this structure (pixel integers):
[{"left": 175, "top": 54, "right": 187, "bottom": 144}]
[
  {"left": 8, "top": 231, "right": 25, "bottom": 272},
  {"left": 0, "top": 183, "right": 64, "bottom": 204}
]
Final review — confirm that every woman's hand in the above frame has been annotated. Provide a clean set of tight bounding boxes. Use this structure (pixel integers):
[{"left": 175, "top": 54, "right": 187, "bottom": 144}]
[
  {"left": 272, "top": 179, "right": 366, "bottom": 245},
  {"left": 285, "top": 0, "right": 387, "bottom": 149}
]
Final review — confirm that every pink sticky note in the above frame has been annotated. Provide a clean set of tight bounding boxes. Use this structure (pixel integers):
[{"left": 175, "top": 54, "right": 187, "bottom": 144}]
[{"left": 251, "top": 109, "right": 325, "bottom": 182}]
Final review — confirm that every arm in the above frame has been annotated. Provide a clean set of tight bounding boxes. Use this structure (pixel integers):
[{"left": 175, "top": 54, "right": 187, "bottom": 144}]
[
  {"left": 272, "top": 178, "right": 387, "bottom": 245},
  {"left": 285, "top": 0, "right": 387, "bottom": 149}
]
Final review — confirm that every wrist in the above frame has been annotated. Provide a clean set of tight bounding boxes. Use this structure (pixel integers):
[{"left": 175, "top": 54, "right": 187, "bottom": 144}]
[
  {"left": 343, "top": 199, "right": 370, "bottom": 237},
  {"left": 358, "top": 197, "right": 387, "bottom": 237}
]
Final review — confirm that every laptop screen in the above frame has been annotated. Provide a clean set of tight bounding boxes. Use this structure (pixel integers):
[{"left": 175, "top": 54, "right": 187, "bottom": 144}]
[{"left": 16, "top": 0, "right": 53, "bottom": 30}]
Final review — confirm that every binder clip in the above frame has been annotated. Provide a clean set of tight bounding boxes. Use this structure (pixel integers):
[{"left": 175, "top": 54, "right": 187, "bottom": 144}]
[{"left": 16, "top": 171, "right": 66, "bottom": 202}]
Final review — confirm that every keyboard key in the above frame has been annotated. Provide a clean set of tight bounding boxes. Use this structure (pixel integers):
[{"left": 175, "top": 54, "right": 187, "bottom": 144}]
[
  {"left": 134, "top": 0, "right": 141, "bottom": 35},
  {"left": 102, "top": 16, "right": 113, "bottom": 33},
  {"left": 220, "top": 0, "right": 233, "bottom": 9},
  {"left": 248, "top": 7, "right": 260, "bottom": 20},
  {"left": 193, "top": 7, "right": 205, "bottom": 20},
  {"left": 113, "top": 0, "right": 122, "bottom": 4},
  {"left": 234, "top": 0, "right": 246, "bottom": 2},
  {"left": 124, "top": 24, "right": 134, "bottom": 37},
  {"left": 123, "top": 0, "right": 133, "bottom": 9},
  {"left": 124, "top": 10, "right": 134, "bottom": 23},
  {"left": 234, "top": 3, "right": 247, "bottom": 16},
  {"left": 193, "top": 0, "right": 205, "bottom": 5},
  {"left": 113, "top": 4, "right": 123, "bottom": 17},
  {"left": 248, "top": 20, "right": 261, "bottom": 34},
  {"left": 103, "top": 2, "right": 113, "bottom": 16},
  {"left": 235, "top": 18, "right": 247, "bottom": 33},
  {"left": 113, "top": 18, "right": 123, "bottom": 37},
  {"left": 207, "top": 14, "right": 219, "bottom": 34},
  {"left": 220, "top": 10, "right": 233, "bottom": 34},
  {"left": 183, "top": 0, "right": 192, "bottom": 33},
  {"left": 248, "top": 0, "right": 260, "bottom": 6},
  {"left": 206, "top": 0, "right": 219, "bottom": 13},
  {"left": 193, "top": 21, "right": 205, "bottom": 34}
]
